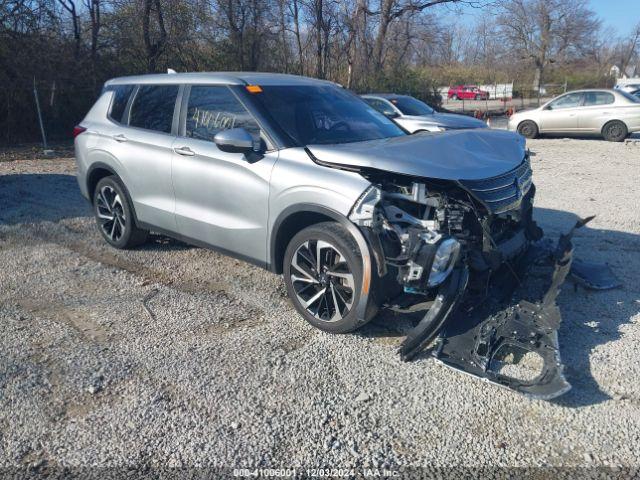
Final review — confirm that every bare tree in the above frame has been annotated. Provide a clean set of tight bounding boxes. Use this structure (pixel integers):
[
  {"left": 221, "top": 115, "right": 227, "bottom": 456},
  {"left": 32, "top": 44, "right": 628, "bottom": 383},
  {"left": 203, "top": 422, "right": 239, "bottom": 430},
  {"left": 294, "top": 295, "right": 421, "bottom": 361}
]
[
  {"left": 142, "top": 0, "right": 167, "bottom": 72},
  {"left": 617, "top": 22, "right": 640, "bottom": 76},
  {"left": 57, "top": 0, "right": 80, "bottom": 57},
  {"left": 83, "top": 0, "right": 100, "bottom": 63},
  {"left": 367, "top": 0, "right": 471, "bottom": 70},
  {"left": 497, "top": 0, "right": 600, "bottom": 92}
]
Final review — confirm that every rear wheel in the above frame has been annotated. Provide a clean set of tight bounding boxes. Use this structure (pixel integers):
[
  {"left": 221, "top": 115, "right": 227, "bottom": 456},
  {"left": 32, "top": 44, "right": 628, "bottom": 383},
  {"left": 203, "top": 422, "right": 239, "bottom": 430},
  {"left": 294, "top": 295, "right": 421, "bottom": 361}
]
[
  {"left": 517, "top": 120, "right": 539, "bottom": 139},
  {"left": 283, "top": 222, "right": 366, "bottom": 333},
  {"left": 475, "top": 94, "right": 481, "bottom": 100},
  {"left": 602, "top": 121, "right": 628, "bottom": 142},
  {"left": 451, "top": 94, "right": 458, "bottom": 100},
  {"left": 93, "top": 176, "right": 148, "bottom": 249}
]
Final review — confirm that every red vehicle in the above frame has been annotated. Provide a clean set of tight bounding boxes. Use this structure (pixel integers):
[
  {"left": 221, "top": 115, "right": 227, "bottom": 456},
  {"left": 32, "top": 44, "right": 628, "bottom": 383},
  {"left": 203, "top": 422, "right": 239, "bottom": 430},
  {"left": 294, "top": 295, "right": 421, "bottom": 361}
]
[{"left": 447, "top": 85, "right": 490, "bottom": 100}]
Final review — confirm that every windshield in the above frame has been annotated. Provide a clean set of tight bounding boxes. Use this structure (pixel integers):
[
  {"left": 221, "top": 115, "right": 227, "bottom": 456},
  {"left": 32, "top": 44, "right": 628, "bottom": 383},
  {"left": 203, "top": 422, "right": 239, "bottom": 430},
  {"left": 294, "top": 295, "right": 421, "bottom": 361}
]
[
  {"left": 391, "top": 96, "right": 435, "bottom": 116},
  {"left": 249, "top": 85, "right": 405, "bottom": 145},
  {"left": 619, "top": 90, "right": 640, "bottom": 103}
]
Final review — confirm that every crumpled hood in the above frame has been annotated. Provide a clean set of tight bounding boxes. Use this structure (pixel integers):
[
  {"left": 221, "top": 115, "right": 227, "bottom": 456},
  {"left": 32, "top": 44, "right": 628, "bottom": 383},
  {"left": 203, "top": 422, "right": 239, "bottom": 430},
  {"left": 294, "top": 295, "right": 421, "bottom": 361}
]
[
  {"left": 307, "top": 129, "right": 527, "bottom": 181},
  {"left": 407, "top": 112, "right": 488, "bottom": 129}
]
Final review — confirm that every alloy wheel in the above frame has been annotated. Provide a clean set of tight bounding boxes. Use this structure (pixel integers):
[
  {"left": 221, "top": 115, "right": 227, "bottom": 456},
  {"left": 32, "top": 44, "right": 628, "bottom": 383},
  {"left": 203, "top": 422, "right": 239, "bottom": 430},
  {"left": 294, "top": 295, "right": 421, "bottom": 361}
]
[
  {"left": 290, "top": 240, "right": 354, "bottom": 322},
  {"left": 96, "top": 185, "right": 126, "bottom": 242},
  {"left": 607, "top": 123, "right": 624, "bottom": 140}
]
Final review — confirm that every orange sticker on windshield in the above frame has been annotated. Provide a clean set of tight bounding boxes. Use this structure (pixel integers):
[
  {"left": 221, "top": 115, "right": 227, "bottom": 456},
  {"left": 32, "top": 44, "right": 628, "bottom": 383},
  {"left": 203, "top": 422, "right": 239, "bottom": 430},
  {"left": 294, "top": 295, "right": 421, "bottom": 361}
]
[{"left": 246, "top": 85, "right": 263, "bottom": 93}]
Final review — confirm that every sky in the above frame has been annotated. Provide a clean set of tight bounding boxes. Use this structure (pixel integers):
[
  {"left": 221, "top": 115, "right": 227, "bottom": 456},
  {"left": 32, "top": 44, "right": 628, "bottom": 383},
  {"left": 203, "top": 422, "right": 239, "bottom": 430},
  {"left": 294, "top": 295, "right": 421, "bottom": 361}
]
[
  {"left": 457, "top": 0, "right": 639, "bottom": 35},
  {"left": 589, "top": 0, "right": 639, "bottom": 34}
]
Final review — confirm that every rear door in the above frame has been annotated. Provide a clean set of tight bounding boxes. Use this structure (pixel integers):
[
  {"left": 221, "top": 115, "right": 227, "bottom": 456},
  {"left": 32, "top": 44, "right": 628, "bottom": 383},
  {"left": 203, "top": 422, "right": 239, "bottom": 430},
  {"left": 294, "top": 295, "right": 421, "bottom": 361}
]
[
  {"left": 171, "top": 85, "right": 277, "bottom": 265},
  {"left": 109, "top": 84, "right": 180, "bottom": 231},
  {"left": 578, "top": 91, "right": 616, "bottom": 132},
  {"left": 538, "top": 92, "right": 583, "bottom": 133}
]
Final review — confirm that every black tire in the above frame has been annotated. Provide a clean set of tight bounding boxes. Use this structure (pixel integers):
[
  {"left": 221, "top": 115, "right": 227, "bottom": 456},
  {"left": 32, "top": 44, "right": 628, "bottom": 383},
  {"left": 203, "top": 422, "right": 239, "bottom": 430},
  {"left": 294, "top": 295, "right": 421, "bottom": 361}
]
[
  {"left": 517, "top": 120, "right": 539, "bottom": 139},
  {"left": 602, "top": 120, "right": 628, "bottom": 142},
  {"left": 93, "top": 175, "right": 148, "bottom": 249},
  {"left": 475, "top": 94, "right": 481, "bottom": 100},
  {"left": 283, "top": 222, "right": 368, "bottom": 333}
]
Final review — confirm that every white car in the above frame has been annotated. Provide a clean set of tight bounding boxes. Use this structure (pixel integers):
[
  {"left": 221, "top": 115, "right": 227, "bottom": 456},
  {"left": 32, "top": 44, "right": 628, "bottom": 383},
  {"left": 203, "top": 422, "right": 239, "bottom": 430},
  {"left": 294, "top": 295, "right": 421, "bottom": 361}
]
[{"left": 508, "top": 89, "right": 640, "bottom": 141}]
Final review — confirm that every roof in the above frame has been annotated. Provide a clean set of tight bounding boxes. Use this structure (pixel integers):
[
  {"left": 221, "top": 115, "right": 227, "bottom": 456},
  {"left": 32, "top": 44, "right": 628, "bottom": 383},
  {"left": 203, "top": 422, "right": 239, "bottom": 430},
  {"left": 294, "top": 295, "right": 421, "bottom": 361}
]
[
  {"left": 105, "top": 72, "right": 336, "bottom": 87},
  {"left": 565, "top": 88, "right": 617, "bottom": 93},
  {"left": 361, "top": 93, "right": 409, "bottom": 99}
]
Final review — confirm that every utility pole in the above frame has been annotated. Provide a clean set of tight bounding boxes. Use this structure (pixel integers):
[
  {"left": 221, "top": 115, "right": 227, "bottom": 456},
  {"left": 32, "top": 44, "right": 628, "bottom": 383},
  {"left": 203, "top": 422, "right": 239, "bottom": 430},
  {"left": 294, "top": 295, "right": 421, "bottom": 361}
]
[{"left": 33, "top": 77, "right": 54, "bottom": 156}]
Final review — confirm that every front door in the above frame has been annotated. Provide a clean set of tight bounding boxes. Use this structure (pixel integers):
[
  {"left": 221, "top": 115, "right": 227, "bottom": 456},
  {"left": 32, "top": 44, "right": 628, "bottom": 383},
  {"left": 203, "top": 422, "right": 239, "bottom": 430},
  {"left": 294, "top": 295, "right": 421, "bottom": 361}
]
[
  {"left": 171, "top": 85, "right": 277, "bottom": 265},
  {"left": 538, "top": 92, "right": 583, "bottom": 133}
]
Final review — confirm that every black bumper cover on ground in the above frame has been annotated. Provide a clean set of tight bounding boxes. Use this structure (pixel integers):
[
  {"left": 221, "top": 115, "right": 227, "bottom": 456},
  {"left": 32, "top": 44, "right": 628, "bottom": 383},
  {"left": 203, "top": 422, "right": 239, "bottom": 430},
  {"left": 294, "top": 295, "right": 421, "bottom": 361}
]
[{"left": 398, "top": 217, "right": 620, "bottom": 400}]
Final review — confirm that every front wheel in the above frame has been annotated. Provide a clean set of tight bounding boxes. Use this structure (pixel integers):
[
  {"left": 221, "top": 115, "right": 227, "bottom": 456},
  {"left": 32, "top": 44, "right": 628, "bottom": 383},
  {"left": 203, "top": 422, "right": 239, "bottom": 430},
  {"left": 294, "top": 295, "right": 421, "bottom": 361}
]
[
  {"left": 283, "top": 222, "right": 366, "bottom": 333},
  {"left": 602, "top": 121, "right": 628, "bottom": 142},
  {"left": 517, "top": 120, "right": 539, "bottom": 139},
  {"left": 93, "top": 176, "right": 149, "bottom": 249}
]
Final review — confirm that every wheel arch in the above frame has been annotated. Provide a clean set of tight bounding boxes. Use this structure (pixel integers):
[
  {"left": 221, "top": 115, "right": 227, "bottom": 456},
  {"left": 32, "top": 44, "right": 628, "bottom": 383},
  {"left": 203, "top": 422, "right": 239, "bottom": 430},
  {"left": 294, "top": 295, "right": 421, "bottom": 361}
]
[
  {"left": 86, "top": 162, "right": 118, "bottom": 202},
  {"left": 87, "top": 162, "right": 141, "bottom": 226},
  {"left": 517, "top": 118, "right": 539, "bottom": 131},
  {"left": 270, "top": 204, "right": 354, "bottom": 274},
  {"left": 601, "top": 119, "right": 628, "bottom": 134},
  {"left": 269, "top": 203, "right": 374, "bottom": 323}
]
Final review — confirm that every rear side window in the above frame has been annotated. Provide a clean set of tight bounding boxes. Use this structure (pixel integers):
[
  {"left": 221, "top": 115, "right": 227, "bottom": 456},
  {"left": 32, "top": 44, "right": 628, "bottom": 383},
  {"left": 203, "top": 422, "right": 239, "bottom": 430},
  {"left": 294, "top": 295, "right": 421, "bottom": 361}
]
[
  {"left": 583, "top": 92, "right": 614, "bottom": 106},
  {"left": 129, "top": 85, "right": 179, "bottom": 133},
  {"left": 185, "top": 86, "right": 260, "bottom": 142}
]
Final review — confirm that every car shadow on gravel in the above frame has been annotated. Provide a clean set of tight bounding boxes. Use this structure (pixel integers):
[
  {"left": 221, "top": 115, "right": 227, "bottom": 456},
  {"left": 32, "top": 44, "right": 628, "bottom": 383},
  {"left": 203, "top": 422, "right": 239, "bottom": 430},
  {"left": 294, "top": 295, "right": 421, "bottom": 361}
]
[
  {"left": 358, "top": 207, "right": 639, "bottom": 407},
  {"left": 0, "top": 173, "right": 89, "bottom": 224},
  {"left": 0, "top": 173, "right": 193, "bottom": 251}
]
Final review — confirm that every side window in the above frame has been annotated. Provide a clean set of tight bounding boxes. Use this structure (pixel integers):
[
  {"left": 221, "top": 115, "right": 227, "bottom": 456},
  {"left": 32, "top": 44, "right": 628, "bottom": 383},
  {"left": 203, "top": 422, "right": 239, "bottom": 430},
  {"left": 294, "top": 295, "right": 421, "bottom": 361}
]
[
  {"left": 107, "top": 85, "right": 134, "bottom": 123},
  {"left": 583, "top": 92, "right": 614, "bottom": 106},
  {"left": 129, "top": 85, "right": 179, "bottom": 133},
  {"left": 548, "top": 93, "right": 583, "bottom": 110},
  {"left": 365, "top": 98, "right": 396, "bottom": 116},
  {"left": 185, "top": 86, "right": 260, "bottom": 142}
]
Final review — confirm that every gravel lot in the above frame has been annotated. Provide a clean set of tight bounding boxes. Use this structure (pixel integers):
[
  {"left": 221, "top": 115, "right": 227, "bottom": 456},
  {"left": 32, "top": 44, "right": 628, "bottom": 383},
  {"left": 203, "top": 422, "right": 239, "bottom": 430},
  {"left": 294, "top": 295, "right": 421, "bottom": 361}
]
[{"left": 1, "top": 137, "right": 639, "bottom": 475}]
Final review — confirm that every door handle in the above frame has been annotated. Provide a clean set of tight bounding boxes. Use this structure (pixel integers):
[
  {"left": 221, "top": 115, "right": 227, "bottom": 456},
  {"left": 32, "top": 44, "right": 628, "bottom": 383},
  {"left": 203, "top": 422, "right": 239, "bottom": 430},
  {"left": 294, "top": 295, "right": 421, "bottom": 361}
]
[
  {"left": 174, "top": 146, "right": 195, "bottom": 156},
  {"left": 113, "top": 134, "right": 128, "bottom": 142}
]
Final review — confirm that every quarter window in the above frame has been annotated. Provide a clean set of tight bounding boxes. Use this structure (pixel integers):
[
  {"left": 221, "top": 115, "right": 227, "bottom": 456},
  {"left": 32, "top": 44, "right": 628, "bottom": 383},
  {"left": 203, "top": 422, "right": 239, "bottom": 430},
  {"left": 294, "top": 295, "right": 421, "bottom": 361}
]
[
  {"left": 107, "top": 85, "right": 134, "bottom": 123},
  {"left": 129, "top": 85, "right": 179, "bottom": 133},
  {"left": 583, "top": 92, "right": 614, "bottom": 106},
  {"left": 186, "top": 86, "right": 260, "bottom": 142}
]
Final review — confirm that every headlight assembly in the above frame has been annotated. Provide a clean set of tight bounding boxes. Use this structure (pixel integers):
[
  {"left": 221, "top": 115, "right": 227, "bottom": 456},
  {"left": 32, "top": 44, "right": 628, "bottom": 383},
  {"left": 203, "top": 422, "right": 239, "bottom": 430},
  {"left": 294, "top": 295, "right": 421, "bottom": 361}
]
[{"left": 427, "top": 238, "right": 461, "bottom": 287}]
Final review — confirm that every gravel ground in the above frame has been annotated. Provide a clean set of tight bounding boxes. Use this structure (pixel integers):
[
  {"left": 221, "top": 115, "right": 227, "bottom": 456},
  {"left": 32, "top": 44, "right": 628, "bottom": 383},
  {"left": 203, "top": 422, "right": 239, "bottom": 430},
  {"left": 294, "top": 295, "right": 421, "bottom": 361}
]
[{"left": 1, "top": 137, "right": 639, "bottom": 476}]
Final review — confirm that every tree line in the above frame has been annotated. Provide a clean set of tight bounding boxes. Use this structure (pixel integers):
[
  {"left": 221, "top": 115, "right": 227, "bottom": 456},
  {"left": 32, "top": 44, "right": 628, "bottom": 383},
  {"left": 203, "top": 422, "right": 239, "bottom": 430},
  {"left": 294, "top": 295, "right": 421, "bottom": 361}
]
[{"left": 1, "top": 0, "right": 638, "bottom": 145}]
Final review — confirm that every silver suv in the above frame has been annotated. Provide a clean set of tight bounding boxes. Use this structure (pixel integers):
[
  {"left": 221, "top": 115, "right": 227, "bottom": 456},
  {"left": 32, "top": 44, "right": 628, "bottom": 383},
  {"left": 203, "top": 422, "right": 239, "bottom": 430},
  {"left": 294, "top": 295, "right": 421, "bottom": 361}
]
[{"left": 75, "top": 72, "right": 607, "bottom": 398}]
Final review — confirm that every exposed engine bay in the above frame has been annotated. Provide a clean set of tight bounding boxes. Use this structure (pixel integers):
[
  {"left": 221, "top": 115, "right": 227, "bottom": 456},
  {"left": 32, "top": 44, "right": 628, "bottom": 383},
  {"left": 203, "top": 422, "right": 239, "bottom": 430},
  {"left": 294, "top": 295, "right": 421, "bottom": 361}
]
[{"left": 349, "top": 155, "right": 620, "bottom": 400}]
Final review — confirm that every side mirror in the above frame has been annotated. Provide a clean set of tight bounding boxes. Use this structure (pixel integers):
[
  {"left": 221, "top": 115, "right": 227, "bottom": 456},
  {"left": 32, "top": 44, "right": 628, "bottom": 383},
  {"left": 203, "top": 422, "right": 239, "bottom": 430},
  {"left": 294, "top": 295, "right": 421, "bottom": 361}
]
[
  {"left": 544, "top": 105, "right": 553, "bottom": 111},
  {"left": 384, "top": 111, "right": 400, "bottom": 119},
  {"left": 214, "top": 128, "right": 259, "bottom": 154}
]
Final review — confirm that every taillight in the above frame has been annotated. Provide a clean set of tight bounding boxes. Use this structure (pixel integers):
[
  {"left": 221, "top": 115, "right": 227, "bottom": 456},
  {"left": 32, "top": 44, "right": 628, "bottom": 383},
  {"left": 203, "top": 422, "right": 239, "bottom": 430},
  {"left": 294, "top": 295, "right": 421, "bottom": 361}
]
[{"left": 73, "top": 125, "right": 87, "bottom": 138}]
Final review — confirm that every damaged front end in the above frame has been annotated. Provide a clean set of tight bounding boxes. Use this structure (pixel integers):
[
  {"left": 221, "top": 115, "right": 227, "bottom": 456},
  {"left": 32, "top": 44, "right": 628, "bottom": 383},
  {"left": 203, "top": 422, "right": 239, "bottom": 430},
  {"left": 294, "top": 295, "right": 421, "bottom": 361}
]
[{"left": 349, "top": 156, "right": 618, "bottom": 400}]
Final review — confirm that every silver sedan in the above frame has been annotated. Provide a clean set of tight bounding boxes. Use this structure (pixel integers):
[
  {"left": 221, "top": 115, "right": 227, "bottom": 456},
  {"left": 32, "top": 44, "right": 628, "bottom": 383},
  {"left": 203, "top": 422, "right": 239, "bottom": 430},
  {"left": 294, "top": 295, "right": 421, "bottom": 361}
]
[
  {"left": 361, "top": 94, "right": 487, "bottom": 133},
  {"left": 508, "top": 89, "right": 640, "bottom": 141}
]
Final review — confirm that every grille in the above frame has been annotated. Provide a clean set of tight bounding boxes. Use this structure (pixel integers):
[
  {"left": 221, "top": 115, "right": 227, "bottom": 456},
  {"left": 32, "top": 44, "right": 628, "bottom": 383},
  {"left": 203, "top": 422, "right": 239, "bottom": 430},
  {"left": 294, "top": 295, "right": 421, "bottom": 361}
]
[{"left": 459, "top": 158, "right": 533, "bottom": 214}]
